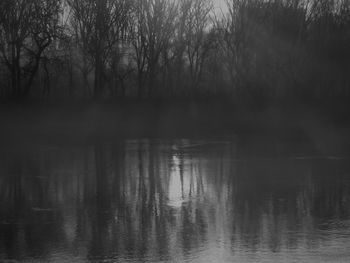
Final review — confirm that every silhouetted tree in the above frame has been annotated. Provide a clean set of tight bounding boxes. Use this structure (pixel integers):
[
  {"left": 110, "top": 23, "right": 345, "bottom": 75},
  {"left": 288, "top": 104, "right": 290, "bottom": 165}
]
[
  {"left": 0, "top": 0, "right": 350, "bottom": 102},
  {"left": 0, "top": 0, "right": 62, "bottom": 98},
  {"left": 130, "top": 0, "right": 177, "bottom": 97},
  {"left": 68, "top": 0, "right": 133, "bottom": 97},
  {"left": 183, "top": 0, "right": 213, "bottom": 90}
]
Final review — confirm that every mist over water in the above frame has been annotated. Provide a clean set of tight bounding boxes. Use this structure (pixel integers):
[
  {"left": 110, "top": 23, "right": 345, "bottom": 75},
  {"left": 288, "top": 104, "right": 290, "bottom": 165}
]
[
  {"left": 1, "top": 137, "right": 350, "bottom": 262},
  {"left": 2, "top": 0, "right": 350, "bottom": 261}
]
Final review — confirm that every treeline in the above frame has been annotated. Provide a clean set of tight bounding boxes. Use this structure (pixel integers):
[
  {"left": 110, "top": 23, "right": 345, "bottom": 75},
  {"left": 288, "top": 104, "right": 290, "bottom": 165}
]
[{"left": 1, "top": 0, "right": 350, "bottom": 103}]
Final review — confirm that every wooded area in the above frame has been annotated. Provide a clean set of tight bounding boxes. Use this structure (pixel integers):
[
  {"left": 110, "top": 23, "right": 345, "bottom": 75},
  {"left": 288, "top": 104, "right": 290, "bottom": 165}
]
[{"left": 1, "top": 0, "right": 350, "bottom": 105}]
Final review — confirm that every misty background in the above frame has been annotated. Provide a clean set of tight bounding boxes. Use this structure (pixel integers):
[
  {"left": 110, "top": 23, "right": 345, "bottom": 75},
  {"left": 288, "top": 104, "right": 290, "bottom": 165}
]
[
  {"left": 0, "top": 0, "right": 350, "bottom": 112},
  {"left": 2, "top": 1, "right": 350, "bottom": 263}
]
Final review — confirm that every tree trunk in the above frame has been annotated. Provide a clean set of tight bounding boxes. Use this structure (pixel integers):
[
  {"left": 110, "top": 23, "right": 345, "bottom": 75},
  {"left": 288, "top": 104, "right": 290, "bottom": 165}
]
[
  {"left": 93, "top": 0, "right": 106, "bottom": 99},
  {"left": 10, "top": 50, "right": 22, "bottom": 98},
  {"left": 137, "top": 70, "right": 143, "bottom": 98},
  {"left": 94, "top": 52, "right": 104, "bottom": 98},
  {"left": 148, "top": 69, "right": 155, "bottom": 97},
  {"left": 23, "top": 53, "right": 42, "bottom": 98}
]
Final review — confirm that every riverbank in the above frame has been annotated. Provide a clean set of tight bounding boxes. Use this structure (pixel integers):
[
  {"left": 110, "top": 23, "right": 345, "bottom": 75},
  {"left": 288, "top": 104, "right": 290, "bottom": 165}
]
[{"left": 1, "top": 99, "right": 350, "bottom": 152}]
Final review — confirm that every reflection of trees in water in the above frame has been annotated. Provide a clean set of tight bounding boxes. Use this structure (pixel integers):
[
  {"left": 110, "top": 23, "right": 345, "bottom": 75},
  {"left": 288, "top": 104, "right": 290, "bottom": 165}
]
[
  {"left": 229, "top": 157, "right": 350, "bottom": 252},
  {"left": 1, "top": 140, "right": 350, "bottom": 260},
  {"left": 0, "top": 151, "right": 67, "bottom": 260}
]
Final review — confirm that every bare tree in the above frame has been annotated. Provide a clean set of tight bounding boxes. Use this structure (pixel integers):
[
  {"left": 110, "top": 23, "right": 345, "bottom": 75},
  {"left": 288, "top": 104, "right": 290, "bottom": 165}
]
[
  {"left": 0, "top": 0, "right": 62, "bottom": 98},
  {"left": 214, "top": 0, "right": 249, "bottom": 92},
  {"left": 68, "top": 0, "right": 133, "bottom": 97},
  {"left": 130, "top": 0, "right": 146, "bottom": 98},
  {"left": 106, "top": 0, "right": 134, "bottom": 97},
  {"left": 130, "top": 0, "right": 177, "bottom": 97},
  {"left": 67, "top": 0, "right": 95, "bottom": 96},
  {"left": 183, "top": 0, "right": 214, "bottom": 90},
  {"left": 168, "top": 0, "right": 193, "bottom": 95}
]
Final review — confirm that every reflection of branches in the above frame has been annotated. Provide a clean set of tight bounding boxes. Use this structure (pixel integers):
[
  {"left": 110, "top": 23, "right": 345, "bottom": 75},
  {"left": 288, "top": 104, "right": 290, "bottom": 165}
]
[{"left": 3, "top": 140, "right": 350, "bottom": 260}]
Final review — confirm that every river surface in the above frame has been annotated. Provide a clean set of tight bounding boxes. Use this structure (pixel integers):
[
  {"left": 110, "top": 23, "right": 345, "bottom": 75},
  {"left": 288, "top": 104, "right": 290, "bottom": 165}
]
[{"left": 1, "top": 135, "right": 350, "bottom": 262}]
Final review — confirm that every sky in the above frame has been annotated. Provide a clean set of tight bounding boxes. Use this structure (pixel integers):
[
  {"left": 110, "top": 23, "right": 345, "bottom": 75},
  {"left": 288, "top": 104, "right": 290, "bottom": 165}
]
[
  {"left": 213, "top": 0, "right": 226, "bottom": 8},
  {"left": 212, "top": 0, "right": 228, "bottom": 14}
]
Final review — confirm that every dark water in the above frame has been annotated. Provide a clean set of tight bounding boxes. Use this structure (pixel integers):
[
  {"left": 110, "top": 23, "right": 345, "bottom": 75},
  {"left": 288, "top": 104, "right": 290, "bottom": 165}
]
[{"left": 1, "top": 136, "right": 350, "bottom": 262}]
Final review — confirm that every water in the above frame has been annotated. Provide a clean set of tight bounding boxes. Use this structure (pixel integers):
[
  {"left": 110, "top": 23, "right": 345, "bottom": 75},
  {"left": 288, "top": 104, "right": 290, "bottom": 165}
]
[{"left": 1, "top": 136, "right": 350, "bottom": 262}]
